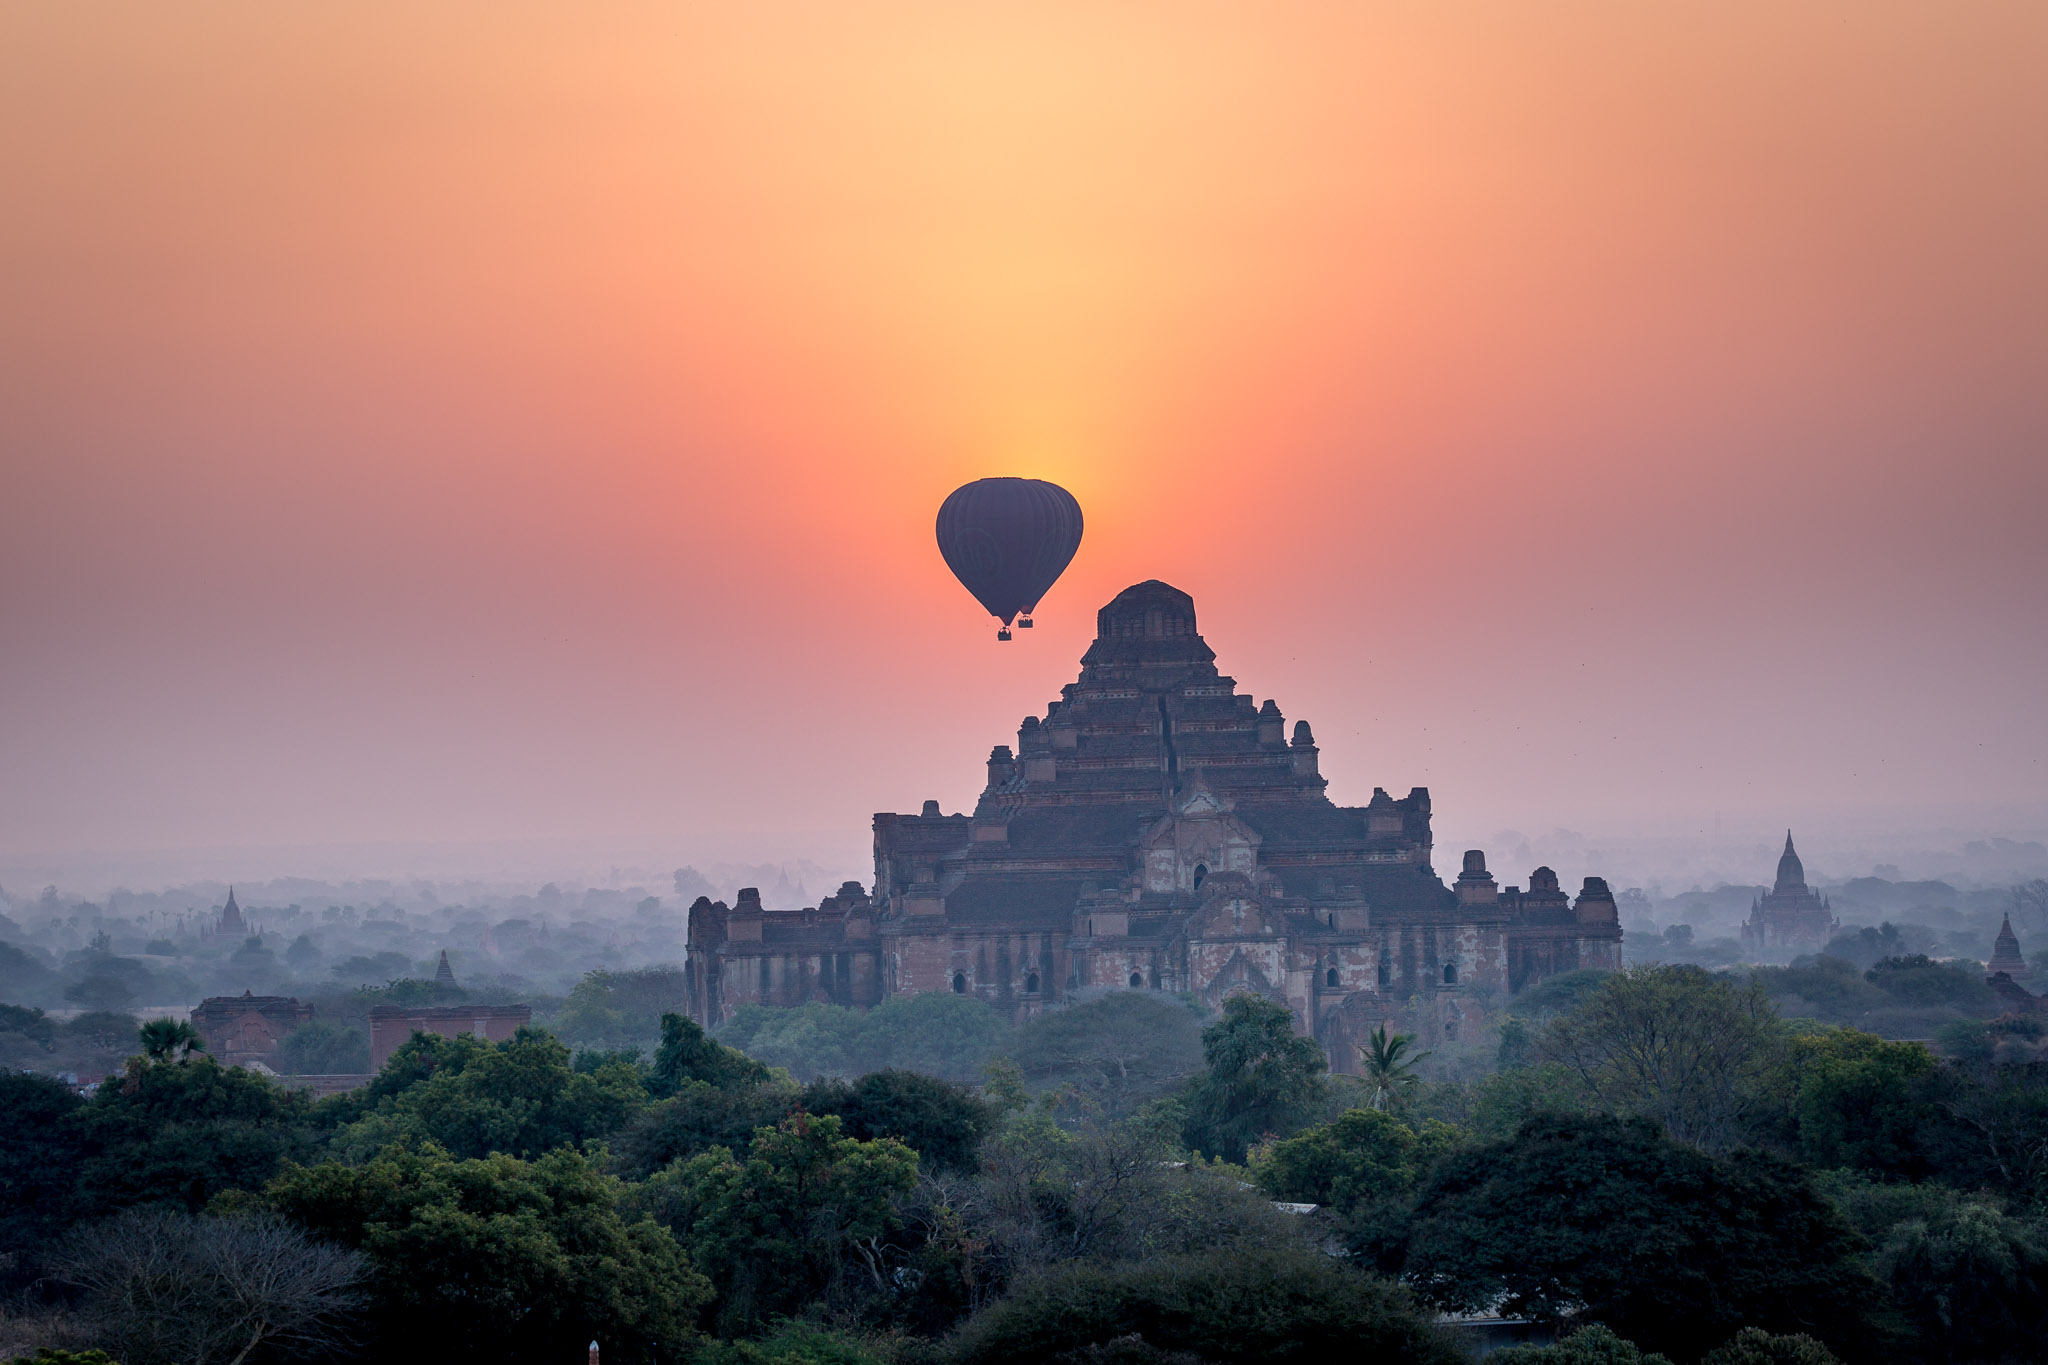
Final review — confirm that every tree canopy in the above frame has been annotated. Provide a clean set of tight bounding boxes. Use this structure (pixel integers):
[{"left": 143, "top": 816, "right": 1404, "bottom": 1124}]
[
  {"left": 1180, "top": 994, "right": 1326, "bottom": 1163},
  {"left": 330, "top": 1027, "right": 644, "bottom": 1161},
  {"left": 267, "top": 1143, "right": 706, "bottom": 1365},
  {"left": 633, "top": 1111, "right": 918, "bottom": 1334},
  {"left": 1402, "top": 1113, "right": 1877, "bottom": 1361},
  {"left": 945, "top": 1248, "right": 1463, "bottom": 1365}
]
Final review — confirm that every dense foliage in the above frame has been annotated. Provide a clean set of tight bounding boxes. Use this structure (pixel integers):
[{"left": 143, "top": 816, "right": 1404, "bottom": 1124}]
[
  {"left": 1402, "top": 1113, "right": 1879, "bottom": 1358},
  {"left": 4, "top": 963, "right": 2048, "bottom": 1365}
]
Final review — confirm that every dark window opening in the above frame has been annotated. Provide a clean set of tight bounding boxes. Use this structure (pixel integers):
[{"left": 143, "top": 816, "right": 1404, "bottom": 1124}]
[
  {"left": 1129, "top": 971, "right": 1144, "bottom": 988},
  {"left": 1193, "top": 863, "right": 1207, "bottom": 891},
  {"left": 952, "top": 972, "right": 966, "bottom": 994},
  {"left": 1158, "top": 695, "right": 1178, "bottom": 775},
  {"left": 1443, "top": 963, "right": 1457, "bottom": 985},
  {"left": 1378, "top": 956, "right": 1391, "bottom": 988},
  {"left": 1326, "top": 966, "right": 1339, "bottom": 988},
  {"left": 1025, "top": 972, "right": 1040, "bottom": 993}
]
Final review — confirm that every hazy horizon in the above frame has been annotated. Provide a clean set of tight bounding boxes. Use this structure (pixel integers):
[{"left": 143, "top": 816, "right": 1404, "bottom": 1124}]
[{"left": 8, "top": 802, "right": 2047, "bottom": 911}]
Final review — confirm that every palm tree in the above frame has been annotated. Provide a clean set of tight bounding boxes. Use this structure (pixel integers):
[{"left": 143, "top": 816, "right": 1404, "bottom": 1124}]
[
  {"left": 1357, "top": 1023, "right": 1429, "bottom": 1112},
  {"left": 139, "top": 1017, "right": 206, "bottom": 1064}
]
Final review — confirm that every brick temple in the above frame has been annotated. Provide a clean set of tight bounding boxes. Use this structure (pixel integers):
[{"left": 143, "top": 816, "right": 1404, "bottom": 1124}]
[{"left": 685, "top": 580, "right": 1623, "bottom": 1068}]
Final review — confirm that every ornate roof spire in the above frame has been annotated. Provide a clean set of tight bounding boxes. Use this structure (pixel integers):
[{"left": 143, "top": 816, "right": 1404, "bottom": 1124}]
[
  {"left": 1989, "top": 913, "right": 2029, "bottom": 981},
  {"left": 434, "top": 948, "right": 455, "bottom": 983},
  {"left": 218, "top": 886, "right": 246, "bottom": 935},
  {"left": 1775, "top": 831, "right": 1806, "bottom": 892}
]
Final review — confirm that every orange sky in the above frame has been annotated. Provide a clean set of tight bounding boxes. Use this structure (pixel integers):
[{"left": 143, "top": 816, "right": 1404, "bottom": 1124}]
[{"left": 3, "top": 2, "right": 2044, "bottom": 879}]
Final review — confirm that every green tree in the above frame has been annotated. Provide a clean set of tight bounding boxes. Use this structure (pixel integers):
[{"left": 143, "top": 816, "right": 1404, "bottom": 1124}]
[
  {"left": 802, "top": 1069, "right": 993, "bottom": 1174},
  {"left": 694, "top": 1322, "right": 893, "bottom": 1365},
  {"left": 1467, "top": 1062, "right": 1590, "bottom": 1140},
  {"left": 266, "top": 1143, "right": 705, "bottom": 1365},
  {"left": 1254, "top": 1107, "right": 1455, "bottom": 1211},
  {"left": 0, "top": 940, "right": 57, "bottom": 1001},
  {"left": 1006, "top": 993, "right": 1205, "bottom": 1118},
  {"left": 1748, "top": 958, "right": 1885, "bottom": 1027},
  {"left": 1697, "top": 1329, "right": 1841, "bottom": 1365},
  {"left": 1508, "top": 969, "right": 1613, "bottom": 1019},
  {"left": 1496, "top": 1017, "right": 1536, "bottom": 1069},
  {"left": 858, "top": 991, "right": 1011, "bottom": 1083},
  {"left": 652, "top": 1013, "right": 771, "bottom": 1095},
  {"left": 615, "top": 1076, "right": 799, "bottom": 1178},
  {"left": 0, "top": 1073, "right": 86, "bottom": 1272},
  {"left": 1401, "top": 1113, "right": 1876, "bottom": 1361},
  {"left": 1491, "top": 1326, "right": 1674, "bottom": 1365},
  {"left": 0, "top": 1002, "right": 57, "bottom": 1052},
  {"left": 70, "top": 1055, "right": 313, "bottom": 1216},
  {"left": 1254, "top": 1106, "right": 1457, "bottom": 1272},
  {"left": 1833, "top": 1178, "right": 2048, "bottom": 1365},
  {"left": 553, "top": 967, "right": 690, "bottom": 1052},
  {"left": 137, "top": 1018, "right": 204, "bottom": 1064},
  {"left": 718, "top": 992, "right": 1013, "bottom": 1084},
  {"left": 1357, "top": 1025, "right": 1429, "bottom": 1113},
  {"left": 944, "top": 1247, "right": 1463, "bottom": 1365},
  {"left": 0, "top": 1013, "right": 59, "bottom": 1072},
  {"left": 1918, "top": 1058, "right": 2048, "bottom": 1201},
  {"left": 717, "top": 1002, "right": 865, "bottom": 1080},
  {"left": 1781, "top": 1029, "right": 1933, "bottom": 1175},
  {"left": 331, "top": 1027, "right": 644, "bottom": 1161},
  {"left": 1540, "top": 965, "right": 1782, "bottom": 1152},
  {"left": 284, "top": 934, "right": 321, "bottom": 974},
  {"left": 65, "top": 966, "right": 140, "bottom": 1012},
  {"left": 1864, "top": 956, "right": 1998, "bottom": 1013},
  {"left": 64, "top": 1011, "right": 143, "bottom": 1068},
  {"left": 633, "top": 1111, "right": 918, "bottom": 1333},
  {"left": 271, "top": 1022, "right": 371, "bottom": 1075},
  {"left": 1180, "top": 994, "right": 1326, "bottom": 1163}
]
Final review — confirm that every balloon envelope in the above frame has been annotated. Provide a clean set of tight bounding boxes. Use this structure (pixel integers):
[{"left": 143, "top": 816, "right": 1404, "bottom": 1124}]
[{"left": 935, "top": 477, "right": 1084, "bottom": 626}]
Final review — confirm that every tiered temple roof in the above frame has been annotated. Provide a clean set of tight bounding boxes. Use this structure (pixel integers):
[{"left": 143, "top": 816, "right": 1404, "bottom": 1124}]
[{"left": 685, "top": 579, "right": 1624, "bottom": 1063}]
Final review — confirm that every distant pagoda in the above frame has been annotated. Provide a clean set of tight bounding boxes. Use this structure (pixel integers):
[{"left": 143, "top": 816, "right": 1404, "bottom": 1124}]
[
  {"left": 1741, "top": 832, "right": 1838, "bottom": 952},
  {"left": 202, "top": 886, "right": 257, "bottom": 941},
  {"left": 1987, "top": 913, "right": 2030, "bottom": 983}
]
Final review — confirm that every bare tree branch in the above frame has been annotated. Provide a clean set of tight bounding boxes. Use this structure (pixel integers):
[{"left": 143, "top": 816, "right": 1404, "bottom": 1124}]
[{"left": 55, "top": 1207, "right": 364, "bottom": 1365}]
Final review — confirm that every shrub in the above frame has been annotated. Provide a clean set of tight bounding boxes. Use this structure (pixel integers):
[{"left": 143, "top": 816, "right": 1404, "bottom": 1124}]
[
  {"left": 1699, "top": 1328, "right": 1841, "bottom": 1365},
  {"left": 1491, "top": 1325, "right": 1673, "bottom": 1365},
  {"left": 945, "top": 1248, "right": 1461, "bottom": 1365}
]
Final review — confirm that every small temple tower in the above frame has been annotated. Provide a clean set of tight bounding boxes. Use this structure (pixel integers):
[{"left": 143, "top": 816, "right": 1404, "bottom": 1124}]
[
  {"left": 435, "top": 949, "right": 456, "bottom": 983},
  {"left": 1987, "top": 914, "right": 2030, "bottom": 983},
  {"left": 1742, "top": 832, "right": 1839, "bottom": 952},
  {"left": 210, "top": 886, "right": 249, "bottom": 940}
]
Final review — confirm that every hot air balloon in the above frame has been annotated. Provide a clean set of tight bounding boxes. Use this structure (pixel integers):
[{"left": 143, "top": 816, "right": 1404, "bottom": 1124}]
[{"left": 935, "top": 477, "right": 1084, "bottom": 640}]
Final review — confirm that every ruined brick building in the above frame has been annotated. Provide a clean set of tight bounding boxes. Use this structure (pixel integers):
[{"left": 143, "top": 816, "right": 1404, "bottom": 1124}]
[
  {"left": 1741, "top": 832, "right": 1839, "bottom": 952},
  {"left": 685, "top": 580, "right": 1623, "bottom": 1069},
  {"left": 190, "top": 990, "right": 313, "bottom": 1067}
]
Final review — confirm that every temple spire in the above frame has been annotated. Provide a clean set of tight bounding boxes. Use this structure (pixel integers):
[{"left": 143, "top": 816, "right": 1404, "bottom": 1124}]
[
  {"left": 218, "top": 886, "right": 247, "bottom": 935},
  {"left": 1774, "top": 831, "right": 1807, "bottom": 892},
  {"left": 1989, "top": 913, "right": 2029, "bottom": 982}
]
